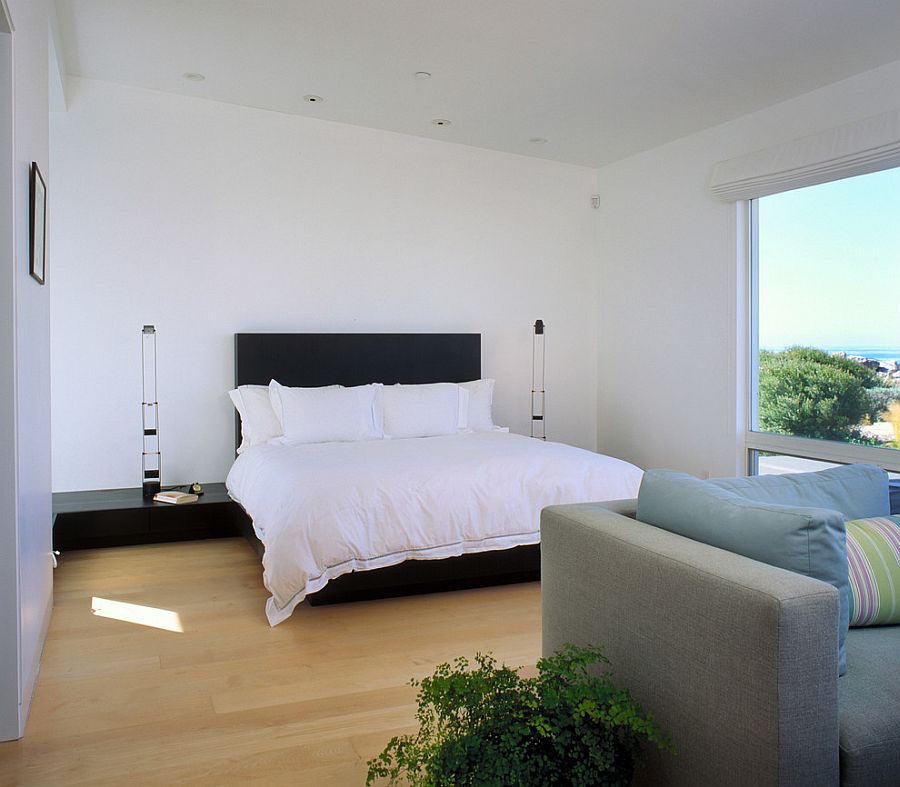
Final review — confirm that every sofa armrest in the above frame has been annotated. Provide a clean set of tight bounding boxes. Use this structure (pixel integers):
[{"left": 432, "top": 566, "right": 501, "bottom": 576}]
[
  {"left": 595, "top": 497, "right": 637, "bottom": 517},
  {"left": 541, "top": 503, "right": 840, "bottom": 787}
]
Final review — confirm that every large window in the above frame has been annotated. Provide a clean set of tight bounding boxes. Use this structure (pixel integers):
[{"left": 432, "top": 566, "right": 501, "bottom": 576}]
[{"left": 749, "top": 166, "right": 900, "bottom": 474}]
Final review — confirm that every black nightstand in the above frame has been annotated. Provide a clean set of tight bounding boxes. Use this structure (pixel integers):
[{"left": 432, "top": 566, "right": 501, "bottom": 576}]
[{"left": 53, "top": 483, "right": 247, "bottom": 550}]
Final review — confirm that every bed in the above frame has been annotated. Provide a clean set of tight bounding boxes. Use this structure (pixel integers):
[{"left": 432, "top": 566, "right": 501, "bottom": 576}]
[{"left": 227, "top": 333, "right": 643, "bottom": 623}]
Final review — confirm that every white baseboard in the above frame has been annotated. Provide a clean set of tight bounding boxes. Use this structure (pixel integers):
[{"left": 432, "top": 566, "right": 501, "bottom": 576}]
[{"left": 17, "top": 590, "right": 53, "bottom": 737}]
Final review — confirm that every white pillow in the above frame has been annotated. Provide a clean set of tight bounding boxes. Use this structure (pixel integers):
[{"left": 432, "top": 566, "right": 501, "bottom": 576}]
[
  {"left": 460, "top": 379, "right": 495, "bottom": 431},
  {"left": 381, "top": 383, "right": 463, "bottom": 439},
  {"left": 228, "top": 385, "right": 283, "bottom": 454},
  {"left": 269, "top": 380, "right": 383, "bottom": 444},
  {"left": 268, "top": 382, "right": 341, "bottom": 426},
  {"left": 457, "top": 387, "right": 470, "bottom": 429}
]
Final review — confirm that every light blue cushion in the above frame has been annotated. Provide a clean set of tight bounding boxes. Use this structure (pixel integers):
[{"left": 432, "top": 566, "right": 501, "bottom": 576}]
[
  {"left": 636, "top": 469, "right": 850, "bottom": 675},
  {"left": 709, "top": 464, "right": 889, "bottom": 521}
]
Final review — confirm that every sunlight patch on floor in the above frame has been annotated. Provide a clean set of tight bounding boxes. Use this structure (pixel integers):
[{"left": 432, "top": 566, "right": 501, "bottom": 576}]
[{"left": 91, "top": 597, "right": 184, "bottom": 633}]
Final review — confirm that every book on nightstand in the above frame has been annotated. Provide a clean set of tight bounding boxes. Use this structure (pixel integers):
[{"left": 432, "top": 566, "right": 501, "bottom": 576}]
[{"left": 153, "top": 491, "right": 199, "bottom": 505}]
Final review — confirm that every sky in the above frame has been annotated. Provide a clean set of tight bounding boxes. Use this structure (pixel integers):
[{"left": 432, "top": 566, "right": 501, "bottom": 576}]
[{"left": 758, "top": 166, "right": 900, "bottom": 351}]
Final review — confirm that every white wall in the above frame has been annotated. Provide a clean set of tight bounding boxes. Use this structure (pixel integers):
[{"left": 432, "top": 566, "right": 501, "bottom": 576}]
[
  {"left": 0, "top": 0, "right": 52, "bottom": 741},
  {"left": 50, "top": 78, "right": 600, "bottom": 491},
  {"left": 0, "top": 8, "right": 17, "bottom": 744},
  {"left": 595, "top": 58, "right": 900, "bottom": 478}
]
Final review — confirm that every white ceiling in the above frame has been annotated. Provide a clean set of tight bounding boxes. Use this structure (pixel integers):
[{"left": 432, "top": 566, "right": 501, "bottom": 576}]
[{"left": 54, "top": 0, "right": 900, "bottom": 168}]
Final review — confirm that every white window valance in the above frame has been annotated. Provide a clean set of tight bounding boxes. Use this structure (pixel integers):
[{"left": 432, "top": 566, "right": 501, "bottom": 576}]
[{"left": 709, "top": 106, "right": 900, "bottom": 201}]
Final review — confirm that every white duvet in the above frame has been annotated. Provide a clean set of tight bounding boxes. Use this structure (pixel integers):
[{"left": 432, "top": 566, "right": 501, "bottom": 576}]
[{"left": 226, "top": 431, "right": 643, "bottom": 624}]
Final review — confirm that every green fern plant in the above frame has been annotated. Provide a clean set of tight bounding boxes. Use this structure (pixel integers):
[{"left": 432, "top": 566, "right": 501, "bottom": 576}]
[{"left": 366, "top": 644, "right": 674, "bottom": 786}]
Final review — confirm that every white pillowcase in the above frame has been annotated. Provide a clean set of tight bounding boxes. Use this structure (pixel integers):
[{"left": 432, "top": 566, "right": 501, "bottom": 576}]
[
  {"left": 229, "top": 385, "right": 283, "bottom": 454},
  {"left": 457, "top": 387, "right": 470, "bottom": 429},
  {"left": 460, "top": 378, "right": 495, "bottom": 431},
  {"left": 269, "top": 380, "right": 383, "bottom": 444},
  {"left": 381, "top": 383, "right": 464, "bottom": 439},
  {"left": 267, "top": 382, "right": 341, "bottom": 427}
]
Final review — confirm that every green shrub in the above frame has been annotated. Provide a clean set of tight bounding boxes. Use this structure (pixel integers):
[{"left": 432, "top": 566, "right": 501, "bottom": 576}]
[
  {"left": 758, "top": 347, "right": 881, "bottom": 441},
  {"left": 366, "top": 644, "right": 673, "bottom": 787},
  {"left": 866, "top": 385, "right": 900, "bottom": 421}
]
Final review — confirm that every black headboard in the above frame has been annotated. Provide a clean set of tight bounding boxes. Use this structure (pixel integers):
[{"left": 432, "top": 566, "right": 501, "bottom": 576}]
[{"left": 234, "top": 333, "right": 481, "bottom": 448}]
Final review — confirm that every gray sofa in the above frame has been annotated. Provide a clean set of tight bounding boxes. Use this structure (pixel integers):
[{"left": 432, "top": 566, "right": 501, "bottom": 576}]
[{"left": 541, "top": 499, "right": 900, "bottom": 787}]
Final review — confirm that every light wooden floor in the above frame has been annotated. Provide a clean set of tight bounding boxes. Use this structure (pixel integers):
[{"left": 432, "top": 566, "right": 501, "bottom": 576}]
[{"left": 0, "top": 538, "right": 541, "bottom": 786}]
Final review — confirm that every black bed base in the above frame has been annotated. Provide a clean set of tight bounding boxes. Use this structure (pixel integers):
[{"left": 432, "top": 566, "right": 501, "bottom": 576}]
[
  {"left": 306, "top": 544, "right": 541, "bottom": 606},
  {"left": 236, "top": 507, "right": 540, "bottom": 605}
]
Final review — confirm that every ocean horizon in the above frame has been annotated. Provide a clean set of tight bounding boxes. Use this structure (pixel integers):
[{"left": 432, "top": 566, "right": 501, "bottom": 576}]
[{"left": 762, "top": 345, "right": 900, "bottom": 360}]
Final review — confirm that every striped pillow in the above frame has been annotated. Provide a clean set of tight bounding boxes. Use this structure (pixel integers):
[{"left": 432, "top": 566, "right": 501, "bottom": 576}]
[{"left": 846, "top": 515, "right": 900, "bottom": 627}]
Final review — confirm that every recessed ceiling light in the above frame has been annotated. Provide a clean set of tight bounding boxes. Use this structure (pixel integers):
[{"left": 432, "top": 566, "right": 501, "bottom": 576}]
[
  {"left": 529, "top": 137, "right": 548, "bottom": 145},
  {"left": 414, "top": 71, "right": 432, "bottom": 79},
  {"left": 304, "top": 94, "right": 324, "bottom": 104},
  {"left": 431, "top": 118, "right": 452, "bottom": 127},
  {"left": 182, "top": 72, "right": 205, "bottom": 82}
]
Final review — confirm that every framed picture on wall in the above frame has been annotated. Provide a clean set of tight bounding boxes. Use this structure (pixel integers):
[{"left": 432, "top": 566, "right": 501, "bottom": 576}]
[{"left": 29, "top": 161, "right": 46, "bottom": 285}]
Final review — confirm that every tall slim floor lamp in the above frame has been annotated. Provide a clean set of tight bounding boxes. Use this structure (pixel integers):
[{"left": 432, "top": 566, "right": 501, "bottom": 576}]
[
  {"left": 141, "top": 325, "right": 161, "bottom": 498},
  {"left": 532, "top": 319, "right": 545, "bottom": 439}
]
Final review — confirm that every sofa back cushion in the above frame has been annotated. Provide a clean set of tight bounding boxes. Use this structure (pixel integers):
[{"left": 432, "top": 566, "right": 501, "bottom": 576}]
[
  {"left": 709, "top": 464, "right": 889, "bottom": 521},
  {"left": 636, "top": 469, "right": 850, "bottom": 675}
]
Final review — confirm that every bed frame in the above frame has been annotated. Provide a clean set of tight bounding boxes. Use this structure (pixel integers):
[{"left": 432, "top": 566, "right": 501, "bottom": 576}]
[{"left": 233, "top": 332, "right": 541, "bottom": 605}]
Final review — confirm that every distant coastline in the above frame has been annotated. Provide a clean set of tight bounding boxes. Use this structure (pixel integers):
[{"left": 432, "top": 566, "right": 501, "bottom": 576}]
[
  {"left": 762, "top": 345, "right": 900, "bottom": 361},
  {"left": 820, "top": 347, "right": 900, "bottom": 361}
]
